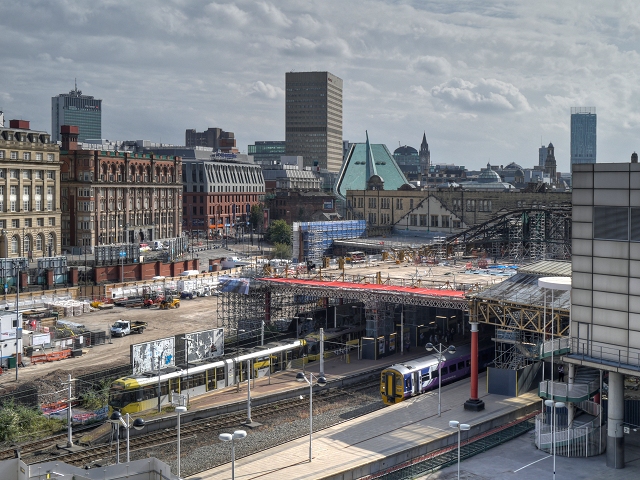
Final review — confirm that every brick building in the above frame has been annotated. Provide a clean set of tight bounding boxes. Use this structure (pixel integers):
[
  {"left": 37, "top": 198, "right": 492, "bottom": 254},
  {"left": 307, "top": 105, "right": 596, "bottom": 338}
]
[
  {"left": 268, "top": 190, "right": 339, "bottom": 224},
  {"left": 181, "top": 154, "right": 265, "bottom": 238},
  {"left": 58, "top": 126, "right": 183, "bottom": 250},
  {"left": 0, "top": 120, "right": 62, "bottom": 258}
]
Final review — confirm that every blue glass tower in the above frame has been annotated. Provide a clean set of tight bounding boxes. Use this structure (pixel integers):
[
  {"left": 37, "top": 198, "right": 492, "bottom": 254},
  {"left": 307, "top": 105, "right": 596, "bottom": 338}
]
[{"left": 570, "top": 107, "right": 596, "bottom": 170}]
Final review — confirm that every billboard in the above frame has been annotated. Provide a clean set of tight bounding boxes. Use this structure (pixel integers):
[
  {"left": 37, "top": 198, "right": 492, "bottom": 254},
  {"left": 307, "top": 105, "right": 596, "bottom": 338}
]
[
  {"left": 131, "top": 337, "right": 175, "bottom": 375},
  {"left": 178, "top": 328, "right": 224, "bottom": 363}
]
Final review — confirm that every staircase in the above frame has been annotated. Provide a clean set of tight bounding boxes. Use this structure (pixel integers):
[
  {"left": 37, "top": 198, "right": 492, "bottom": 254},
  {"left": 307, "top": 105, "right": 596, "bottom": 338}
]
[{"left": 539, "top": 366, "right": 600, "bottom": 403}]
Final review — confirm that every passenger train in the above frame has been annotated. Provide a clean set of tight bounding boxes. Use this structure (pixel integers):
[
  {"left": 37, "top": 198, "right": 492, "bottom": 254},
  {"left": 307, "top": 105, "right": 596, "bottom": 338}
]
[
  {"left": 380, "top": 342, "right": 494, "bottom": 405},
  {"left": 109, "top": 339, "right": 304, "bottom": 414}
]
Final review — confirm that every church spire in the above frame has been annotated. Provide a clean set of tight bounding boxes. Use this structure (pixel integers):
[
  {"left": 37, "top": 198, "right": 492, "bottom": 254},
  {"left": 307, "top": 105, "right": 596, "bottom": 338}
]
[{"left": 419, "top": 131, "right": 430, "bottom": 174}]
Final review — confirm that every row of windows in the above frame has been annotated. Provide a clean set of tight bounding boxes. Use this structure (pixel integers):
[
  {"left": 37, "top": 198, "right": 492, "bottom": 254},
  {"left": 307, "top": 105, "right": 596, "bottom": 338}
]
[
  {"left": 0, "top": 151, "right": 56, "bottom": 161},
  {"left": 0, "top": 169, "right": 56, "bottom": 179},
  {"left": 0, "top": 217, "right": 56, "bottom": 228},
  {"left": 8, "top": 232, "right": 56, "bottom": 254}
]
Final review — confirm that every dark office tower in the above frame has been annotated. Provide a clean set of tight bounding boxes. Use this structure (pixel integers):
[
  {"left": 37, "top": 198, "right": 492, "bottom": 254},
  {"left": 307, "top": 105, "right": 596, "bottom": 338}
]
[
  {"left": 419, "top": 132, "right": 431, "bottom": 174},
  {"left": 51, "top": 84, "right": 102, "bottom": 143},
  {"left": 285, "top": 71, "right": 343, "bottom": 172},
  {"left": 185, "top": 127, "right": 237, "bottom": 152},
  {"left": 570, "top": 107, "right": 597, "bottom": 170},
  {"left": 539, "top": 145, "right": 547, "bottom": 167}
]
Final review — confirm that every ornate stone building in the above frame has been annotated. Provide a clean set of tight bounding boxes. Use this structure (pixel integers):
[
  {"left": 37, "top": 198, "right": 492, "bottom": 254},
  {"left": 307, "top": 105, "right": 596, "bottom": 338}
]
[
  {"left": 58, "top": 126, "right": 182, "bottom": 250},
  {"left": 0, "top": 120, "right": 62, "bottom": 258}
]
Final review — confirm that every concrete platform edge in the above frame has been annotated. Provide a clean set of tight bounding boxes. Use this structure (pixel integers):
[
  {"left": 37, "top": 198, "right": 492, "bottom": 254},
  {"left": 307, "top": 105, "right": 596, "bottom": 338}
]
[{"left": 318, "top": 399, "right": 540, "bottom": 480}]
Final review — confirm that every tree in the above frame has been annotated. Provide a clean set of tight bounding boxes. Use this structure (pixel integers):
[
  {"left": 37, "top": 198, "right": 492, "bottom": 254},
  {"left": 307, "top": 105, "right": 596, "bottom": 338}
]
[
  {"left": 250, "top": 204, "right": 263, "bottom": 232},
  {"left": 271, "top": 242, "right": 292, "bottom": 260},
  {"left": 266, "top": 219, "right": 292, "bottom": 245}
]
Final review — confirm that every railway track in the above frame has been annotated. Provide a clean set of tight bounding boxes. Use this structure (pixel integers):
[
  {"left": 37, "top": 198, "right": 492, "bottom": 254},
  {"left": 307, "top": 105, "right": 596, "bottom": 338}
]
[{"left": 24, "top": 378, "right": 382, "bottom": 468}]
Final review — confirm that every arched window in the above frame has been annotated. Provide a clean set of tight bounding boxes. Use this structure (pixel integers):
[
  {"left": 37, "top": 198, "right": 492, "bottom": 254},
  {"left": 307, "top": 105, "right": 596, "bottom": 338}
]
[
  {"left": 11, "top": 235, "right": 19, "bottom": 254},
  {"left": 48, "top": 233, "right": 55, "bottom": 255},
  {"left": 36, "top": 234, "right": 43, "bottom": 251},
  {"left": 24, "top": 235, "right": 31, "bottom": 254}
]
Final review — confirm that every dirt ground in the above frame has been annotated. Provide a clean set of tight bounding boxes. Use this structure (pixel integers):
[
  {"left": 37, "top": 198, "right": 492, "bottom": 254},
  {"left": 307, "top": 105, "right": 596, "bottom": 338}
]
[{"left": 0, "top": 295, "right": 221, "bottom": 393}]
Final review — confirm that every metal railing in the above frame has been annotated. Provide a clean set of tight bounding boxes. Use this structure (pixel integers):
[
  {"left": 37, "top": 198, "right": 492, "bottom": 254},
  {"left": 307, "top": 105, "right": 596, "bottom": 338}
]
[
  {"left": 535, "top": 412, "right": 605, "bottom": 457},
  {"left": 569, "top": 338, "right": 640, "bottom": 372},
  {"left": 540, "top": 337, "right": 570, "bottom": 357},
  {"left": 539, "top": 379, "right": 599, "bottom": 402}
]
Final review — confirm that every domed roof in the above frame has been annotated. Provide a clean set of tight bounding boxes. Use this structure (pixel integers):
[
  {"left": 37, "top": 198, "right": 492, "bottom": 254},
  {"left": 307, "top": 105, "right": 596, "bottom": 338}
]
[
  {"left": 478, "top": 168, "right": 501, "bottom": 183},
  {"left": 515, "top": 168, "right": 525, "bottom": 177},
  {"left": 393, "top": 145, "right": 418, "bottom": 156}
]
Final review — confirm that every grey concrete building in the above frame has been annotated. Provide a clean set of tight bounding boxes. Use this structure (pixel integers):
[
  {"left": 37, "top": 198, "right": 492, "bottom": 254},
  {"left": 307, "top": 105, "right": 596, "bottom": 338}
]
[
  {"left": 570, "top": 161, "right": 640, "bottom": 468},
  {"left": 285, "top": 71, "right": 343, "bottom": 173},
  {"left": 51, "top": 85, "right": 102, "bottom": 143}
]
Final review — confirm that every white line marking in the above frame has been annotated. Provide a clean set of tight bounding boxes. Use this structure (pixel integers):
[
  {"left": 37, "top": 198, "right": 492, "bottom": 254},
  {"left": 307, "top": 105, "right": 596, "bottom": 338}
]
[{"left": 514, "top": 455, "right": 552, "bottom": 472}]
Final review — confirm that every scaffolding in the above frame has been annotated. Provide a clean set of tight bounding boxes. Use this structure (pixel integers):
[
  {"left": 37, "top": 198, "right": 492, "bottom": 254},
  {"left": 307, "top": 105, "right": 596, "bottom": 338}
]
[{"left": 292, "top": 220, "right": 367, "bottom": 264}]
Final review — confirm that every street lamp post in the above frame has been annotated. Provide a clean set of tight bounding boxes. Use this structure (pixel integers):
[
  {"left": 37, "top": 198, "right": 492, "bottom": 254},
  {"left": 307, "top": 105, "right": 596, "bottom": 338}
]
[
  {"left": 175, "top": 405, "right": 187, "bottom": 478},
  {"left": 449, "top": 420, "right": 470, "bottom": 480},
  {"left": 219, "top": 430, "right": 247, "bottom": 480},
  {"left": 119, "top": 250, "right": 126, "bottom": 284},
  {"left": 14, "top": 262, "right": 20, "bottom": 382},
  {"left": 425, "top": 342, "right": 456, "bottom": 416},
  {"left": 296, "top": 372, "right": 327, "bottom": 462},
  {"left": 545, "top": 399, "right": 566, "bottom": 480},
  {"left": 109, "top": 411, "right": 145, "bottom": 464}
]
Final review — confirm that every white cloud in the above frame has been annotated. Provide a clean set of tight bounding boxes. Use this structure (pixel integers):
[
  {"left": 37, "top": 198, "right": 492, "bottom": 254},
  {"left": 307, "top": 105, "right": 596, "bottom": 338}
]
[{"left": 431, "top": 78, "right": 531, "bottom": 113}]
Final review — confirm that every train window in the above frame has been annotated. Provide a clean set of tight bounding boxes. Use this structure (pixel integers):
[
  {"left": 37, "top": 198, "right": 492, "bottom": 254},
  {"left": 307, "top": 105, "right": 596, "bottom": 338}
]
[
  {"left": 458, "top": 362, "right": 465, "bottom": 370},
  {"left": 450, "top": 364, "right": 457, "bottom": 373},
  {"left": 207, "top": 370, "right": 216, "bottom": 390},
  {"left": 142, "top": 386, "right": 156, "bottom": 401},
  {"left": 466, "top": 360, "right": 471, "bottom": 368},
  {"left": 441, "top": 366, "right": 449, "bottom": 375},
  {"left": 431, "top": 370, "right": 439, "bottom": 379}
]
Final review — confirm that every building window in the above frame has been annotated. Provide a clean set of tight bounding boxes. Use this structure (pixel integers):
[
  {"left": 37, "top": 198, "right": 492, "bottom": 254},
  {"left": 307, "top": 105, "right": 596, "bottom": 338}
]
[
  {"left": 368, "top": 198, "right": 377, "bottom": 209},
  {"left": 368, "top": 212, "right": 377, "bottom": 224},
  {"left": 453, "top": 220, "right": 461, "bottom": 229},
  {"left": 10, "top": 152, "right": 18, "bottom": 160},
  {"left": 396, "top": 199, "right": 403, "bottom": 210},
  {"left": 442, "top": 215, "right": 450, "bottom": 228},
  {"left": 23, "top": 170, "right": 31, "bottom": 179},
  {"left": 419, "top": 214, "right": 427, "bottom": 226},
  {"left": 47, "top": 154, "right": 55, "bottom": 162},
  {"left": 466, "top": 199, "right": 476, "bottom": 211},
  {"left": 36, "top": 234, "right": 43, "bottom": 251},
  {"left": 594, "top": 206, "right": 628, "bottom": 241},
  {"left": 0, "top": 151, "right": 4, "bottom": 159},
  {"left": 10, "top": 170, "right": 18, "bottom": 179},
  {"left": 47, "top": 170, "right": 54, "bottom": 179},
  {"left": 24, "top": 235, "right": 31, "bottom": 254},
  {"left": 37, "top": 218, "right": 44, "bottom": 226},
  {"left": 35, "top": 153, "right": 43, "bottom": 161},
  {"left": 11, "top": 236, "right": 19, "bottom": 254},
  {"left": 12, "top": 219, "right": 19, "bottom": 228},
  {"left": 430, "top": 215, "right": 439, "bottom": 227}
]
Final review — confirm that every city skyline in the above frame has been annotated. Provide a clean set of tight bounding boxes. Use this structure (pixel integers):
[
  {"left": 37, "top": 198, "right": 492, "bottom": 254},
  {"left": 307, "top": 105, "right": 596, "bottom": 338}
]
[{"left": 2, "top": 1, "right": 640, "bottom": 171}]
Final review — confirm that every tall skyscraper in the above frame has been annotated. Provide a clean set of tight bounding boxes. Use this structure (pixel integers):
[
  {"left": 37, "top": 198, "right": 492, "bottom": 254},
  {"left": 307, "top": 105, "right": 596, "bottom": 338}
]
[
  {"left": 285, "top": 71, "right": 343, "bottom": 172},
  {"left": 570, "top": 107, "right": 596, "bottom": 170},
  {"left": 538, "top": 145, "right": 547, "bottom": 167},
  {"left": 51, "top": 84, "right": 102, "bottom": 143}
]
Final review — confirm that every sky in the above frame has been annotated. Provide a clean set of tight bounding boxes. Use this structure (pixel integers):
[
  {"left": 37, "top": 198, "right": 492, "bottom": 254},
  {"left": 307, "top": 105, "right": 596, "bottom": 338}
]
[{"left": 2, "top": 0, "right": 640, "bottom": 173}]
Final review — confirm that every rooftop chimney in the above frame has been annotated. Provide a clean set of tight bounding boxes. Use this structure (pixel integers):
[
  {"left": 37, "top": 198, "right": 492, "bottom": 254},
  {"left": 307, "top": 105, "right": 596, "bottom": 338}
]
[
  {"left": 9, "top": 119, "right": 30, "bottom": 130},
  {"left": 61, "top": 125, "right": 79, "bottom": 151},
  {"left": 632, "top": 152, "right": 638, "bottom": 164}
]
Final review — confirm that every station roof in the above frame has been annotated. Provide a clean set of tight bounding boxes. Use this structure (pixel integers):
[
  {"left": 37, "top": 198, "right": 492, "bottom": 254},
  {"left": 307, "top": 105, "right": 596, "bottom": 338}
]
[
  {"left": 260, "top": 277, "right": 465, "bottom": 298},
  {"left": 518, "top": 260, "right": 571, "bottom": 277},
  {"left": 474, "top": 272, "right": 570, "bottom": 309}
]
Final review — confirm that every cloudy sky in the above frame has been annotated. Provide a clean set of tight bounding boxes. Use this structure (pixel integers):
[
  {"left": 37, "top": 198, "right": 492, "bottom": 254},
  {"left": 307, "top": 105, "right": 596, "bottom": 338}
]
[{"left": 2, "top": 0, "right": 640, "bottom": 172}]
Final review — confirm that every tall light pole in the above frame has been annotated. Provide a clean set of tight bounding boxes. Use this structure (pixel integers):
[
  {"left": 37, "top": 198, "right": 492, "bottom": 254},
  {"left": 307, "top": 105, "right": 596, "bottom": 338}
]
[
  {"left": 219, "top": 430, "right": 247, "bottom": 480},
  {"left": 119, "top": 250, "right": 126, "bottom": 284},
  {"left": 175, "top": 405, "right": 187, "bottom": 477},
  {"left": 545, "top": 399, "right": 565, "bottom": 480},
  {"left": 449, "top": 420, "right": 470, "bottom": 480},
  {"left": 15, "top": 262, "right": 20, "bottom": 382},
  {"left": 296, "top": 372, "right": 327, "bottom": 462},
  {"left": 109, "top": 411, "right": 145, "bottom": 464},
  {"left": 425, "top": 342, "right": 456, "bottom": 416}
]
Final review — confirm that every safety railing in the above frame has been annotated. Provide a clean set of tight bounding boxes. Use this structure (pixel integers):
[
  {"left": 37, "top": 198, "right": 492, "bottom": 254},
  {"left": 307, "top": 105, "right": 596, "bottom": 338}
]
[
  {"left": 568, "top": 338, "right": 640, "bottom": 372},
  {"left": 539, "top": 379, "right": 599, "bottom": 403},
  {"left": 539, "top": 337, "right": 570, "bottom": 358},
  {"left": 535, "top": 412, "right": 605, "bottom": 457}
]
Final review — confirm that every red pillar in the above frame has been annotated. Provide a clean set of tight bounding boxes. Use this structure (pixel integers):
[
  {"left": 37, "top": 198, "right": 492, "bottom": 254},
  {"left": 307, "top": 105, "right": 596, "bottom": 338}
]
[{"left": 464, "top": 322, "right": 485, "bottom": 411}]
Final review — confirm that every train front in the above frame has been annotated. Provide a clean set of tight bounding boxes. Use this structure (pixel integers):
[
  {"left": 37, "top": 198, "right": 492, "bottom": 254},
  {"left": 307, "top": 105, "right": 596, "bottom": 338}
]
[{"left": 380, "top": 367, "right": 406, "bottom": 405}]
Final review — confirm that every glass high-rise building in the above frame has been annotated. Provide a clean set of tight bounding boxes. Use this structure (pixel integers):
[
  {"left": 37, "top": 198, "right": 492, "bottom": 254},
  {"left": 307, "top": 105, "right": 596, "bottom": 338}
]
[
  {"left": 248, "top": 141, "right": 286, "bottom": 165},
  {"left": 570, "top": 107, "right": 596, "bottom": 169},
  {"left": 285, "top": 71, "right": 343, "bottom": 172},
  {"left": 51, "top": 86, "right": 102, "bottom": 143}
]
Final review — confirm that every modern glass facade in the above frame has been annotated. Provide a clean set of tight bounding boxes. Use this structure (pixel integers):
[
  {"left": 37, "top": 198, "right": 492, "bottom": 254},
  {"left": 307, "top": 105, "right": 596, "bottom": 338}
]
[
  {"left": 52, "top": 87, "right": 102, "bottom": 143},
  {"left": 570, "top": 107, "right": 596, "bottom": 169},
  {"left": 248, "top": 141, "right": 286, "bottom": 165}
]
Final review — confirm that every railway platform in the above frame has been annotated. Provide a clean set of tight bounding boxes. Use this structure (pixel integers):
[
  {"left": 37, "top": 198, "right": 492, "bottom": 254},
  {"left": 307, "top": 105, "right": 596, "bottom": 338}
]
[{"left": 192, "top": 357, "right": 540, "bottom": 480}]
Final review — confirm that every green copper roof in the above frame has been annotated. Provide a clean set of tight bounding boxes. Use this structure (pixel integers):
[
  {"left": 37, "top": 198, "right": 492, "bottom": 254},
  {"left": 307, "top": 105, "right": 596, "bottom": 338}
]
[{"left": 335, "top": 134, "right": 409, "bottom": 199}]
